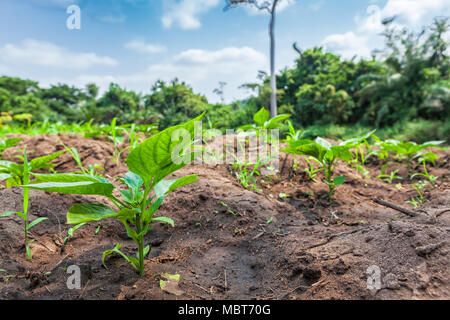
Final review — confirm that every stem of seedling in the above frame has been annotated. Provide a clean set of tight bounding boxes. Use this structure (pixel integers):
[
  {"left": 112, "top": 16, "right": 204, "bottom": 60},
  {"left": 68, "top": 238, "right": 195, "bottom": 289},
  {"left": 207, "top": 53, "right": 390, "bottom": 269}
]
[{"left": 137, "top": 184, "right": 151, "bottom": 276}]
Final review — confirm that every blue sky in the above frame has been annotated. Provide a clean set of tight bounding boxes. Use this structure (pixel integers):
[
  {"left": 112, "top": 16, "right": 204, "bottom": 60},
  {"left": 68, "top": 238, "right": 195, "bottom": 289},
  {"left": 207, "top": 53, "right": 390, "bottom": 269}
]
[{"left": 0, "top": 0, "right": 448, "bottom": 102}]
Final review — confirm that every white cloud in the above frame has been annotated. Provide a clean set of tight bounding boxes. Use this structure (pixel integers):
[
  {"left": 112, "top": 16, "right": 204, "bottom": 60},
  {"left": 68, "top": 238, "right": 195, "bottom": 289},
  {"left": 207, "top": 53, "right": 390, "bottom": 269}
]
[
  {"left": 381, "top": 0, "right": 450, "bottom": 26},
  {"left": 70, "top": 46, "right": 267, "bottom": 103},
  {"left": 322, "top": 0, "right": 450, "bottom": 59},
  {"left": 0, "top": 39, "right": 118, "bottom": 70},
  {"left": 124, "top": 40, "right": 167, "bottom": 54},
  {"left": 162, "top": 0, "right": 220, "bottom": 30},
  {"left": 242, "top": 0, "right": 295, "bottom": 15},
  {"left": 322, "top": 32, "right": 372, "bottom": 59}
]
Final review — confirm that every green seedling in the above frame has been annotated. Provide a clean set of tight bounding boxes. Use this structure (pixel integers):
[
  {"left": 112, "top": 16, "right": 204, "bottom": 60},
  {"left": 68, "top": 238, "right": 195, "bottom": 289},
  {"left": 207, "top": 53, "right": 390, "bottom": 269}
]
[
  {"left": 228, "top": 139, "right": 262, "bottom": 193},
  {"left": 0, "top": 148, "right": 65, "bottom": 188},
  {"left": 304, "top": 157, "right": 323, "bottom": 182},
  {"left": 383, "top": 140, "right": 444, "bottom": 176},
  {"left": 283, "top": 132, "right": 373, "bottom": 203},
  {"left": 23, "top": 114, "right": 204, "bottom": 276},
  {"left": 347, "top": 131, "right": 377, "bottom": 179},
  {"left": 406, "top": 181, "right": 428, "bottom": 208},
  {"left": 411, "top": 152, "right": 439, "bottom": 184},
  {"left": 0, "top": 138, "right": 21, "bottom": 159},
  {"left": 285, "top": 120, "right": 304, "bottom": 172},
  {"left": 351, "top": 136, "right": 378, "bottom": 166},
  {"left": 59, "top": 140, "right": 104, "bottom": 177},
  {"left": 107, "top": 118, "right": 129, "bottom": 165},
  {"left": 1, "top": 147, "right": 48, "bottom": 260},
  {"left": 284, "top": 131, "right": 375, "bottom": 202},
  {"left": 63, "top": 222, "right": 86, "bottom": 246},
  {"left": 238, "top": 107, "right": 291, "bottom": 141},
  {"left": 220, "top": 201, "right": 239, "bottom": 216},
  {"left": 377, "top": 169, "right": 403, "bottom": 183}
]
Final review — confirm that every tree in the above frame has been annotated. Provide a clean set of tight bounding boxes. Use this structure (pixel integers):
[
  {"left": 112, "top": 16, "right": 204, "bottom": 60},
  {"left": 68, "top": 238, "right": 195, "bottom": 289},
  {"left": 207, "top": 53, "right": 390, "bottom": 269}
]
[
  {"left": 224, "top": 0, "right": 282, "bottom": 118},
  {"left": 358, "top": 17, "right": 449, "bottom": 126},
  {"left": 213, "top": 81, "right": 227, "bottom": 103}
]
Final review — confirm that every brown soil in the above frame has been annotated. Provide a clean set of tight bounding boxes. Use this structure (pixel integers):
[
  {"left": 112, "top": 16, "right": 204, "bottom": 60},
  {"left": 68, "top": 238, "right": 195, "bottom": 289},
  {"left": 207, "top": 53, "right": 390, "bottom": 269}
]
[{"left": 0, "top": 134, "right": 448, "bottom": 300}]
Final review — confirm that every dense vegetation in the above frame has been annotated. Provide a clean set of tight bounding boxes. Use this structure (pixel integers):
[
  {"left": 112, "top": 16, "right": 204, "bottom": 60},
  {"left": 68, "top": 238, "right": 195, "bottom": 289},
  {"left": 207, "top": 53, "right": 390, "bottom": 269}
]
[{"left": 0, "top": 18, "right": 448, "bottom": 142}]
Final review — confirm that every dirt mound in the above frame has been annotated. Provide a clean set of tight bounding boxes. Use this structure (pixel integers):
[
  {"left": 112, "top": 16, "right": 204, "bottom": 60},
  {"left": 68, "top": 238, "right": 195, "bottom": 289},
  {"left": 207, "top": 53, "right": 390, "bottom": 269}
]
[
  {"left": 0, "top": 134, "right": 449, "bottom": 300},
  {"left": 277, "top": 193, "right": 450, "bottom": 300},
  {"left": 2, "top": 134, "right": 127, "bottom": 178}
]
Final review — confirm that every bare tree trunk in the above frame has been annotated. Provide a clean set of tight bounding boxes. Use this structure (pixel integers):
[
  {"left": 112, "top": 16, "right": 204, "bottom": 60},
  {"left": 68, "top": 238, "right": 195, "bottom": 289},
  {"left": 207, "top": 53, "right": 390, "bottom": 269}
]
[{"left": 269, "top": 0, "right": 278, "bottom": 118}]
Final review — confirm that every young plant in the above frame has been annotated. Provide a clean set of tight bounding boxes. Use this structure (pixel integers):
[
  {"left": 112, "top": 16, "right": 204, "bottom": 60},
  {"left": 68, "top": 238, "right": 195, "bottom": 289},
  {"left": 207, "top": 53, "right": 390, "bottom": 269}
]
[
  {"left": 0, "top": 148, "right": 65, "bottom": 188},
  {"left": 0, "top": 138, "right": 21, "bottom": 159},
  {"left": 238, "top": 107, "right": 291, "bottom": 141},
  {"left": 349, "top": 135, "right": 377, "bottom": 179},
  {"left": 411, "top": 152, "right": 439, "bottom": 184},
  {"left": 23, "top": 114, "right": 204, "bottom": 276},
  {"left": 107, "top": 118, "right": 128, "bottom": 165},
  {"left": 286, "top": 121, "right": 304, "bottom": 171},
  {"left": 384, "top": 140, "right": 444, "bottom": 176},
  {"left": 283, "top": 132, "right": 373, "bottom": 203},
  {"left": 60, "top": 141, "right": 104, "bottom": 177},
  {"left": 1, "top": 147, "right": 48, "bottom": 260},
  {"left": 377, "top": 169, "right": 403, "bottom": 183},
  {"left": 63, "top": 222, "right": 86, "bottom": 246},
  {"left": 304, "top": 157, "right": 322, "bottom": 182},
  {"left": 229, "top": 142, "right": 262, "bottom": 192},
  {"left": 406, "top": 181, "right": 428, "bottom": 208},
  {"left": 285, "top": 120, "right": 303, "bottom": 142}
]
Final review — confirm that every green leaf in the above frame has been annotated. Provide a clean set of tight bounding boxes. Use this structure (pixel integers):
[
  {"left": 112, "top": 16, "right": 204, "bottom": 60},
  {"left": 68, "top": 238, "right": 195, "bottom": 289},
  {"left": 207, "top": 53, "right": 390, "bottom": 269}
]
[
  {"left": 153, "top": 175, "right": 198, "bottom": 199},
  {"left": 126, "top": 113, "right": 204, "bottom": 187},
  {"left": 237, "top": 124, "right": 256, "bottom": 132},
  {"left": 67, "top": 203, "right": 120, "bottom": 224},
  {"left": 25, "top": 173, "right": 114, "bottom": 196},
  {"left": 330, "top": 146, "right": 353, "bottom": 162},
  {"left": 333, "top": 176, "right": 346, "bottom": 186},
  {"left": 65, "top": 222, "right": 86, "bottom": 244},
  {"left": 26, "top": 245, "right": 32, "bottom": 260},
  {"left": 119, "top": 172, "right": 143, "bottom": 195},
  {"left": 264, "top": 114, "right": 291, "bottom": 129},
  {"left": 253, "top": 107, "right": 270, "bottom": 126},
  {"left": 315, "top": 137, "right": 332, "bottom": 150},
  {"left": 147, "top": 197, "right": 164, "bottom": 218},
  {"left": 0, "top": 160, "right": 23, "bottom": 176},
  {"left": 29, "top": 151, "right": 66, "bottom": 171},
  {"left": 137, "top": 245, "right": 151, "bottom": 260},
  {"left": 26, "top": 217, "right": 48, "bottom": 231},
  {"left": 0, "top": 173, "right": 12, "bottom": 182},
  {"left": 283, "top": 139, "right": 327, "bottom": 163},
  {"left": 102, "top": 244, "right": 139, "bottom": 271},
  {"left": 119, "top": 189, "right": 134, "bottom": 204},
  {"left": 340, "top": 130, "right": 377, "bottom": 146},
  {"left": 151, "top": 216, "right": 175, "bottom": 227},
  {"left": 1, "top": 211, "right": 17, "bottom": 217}
]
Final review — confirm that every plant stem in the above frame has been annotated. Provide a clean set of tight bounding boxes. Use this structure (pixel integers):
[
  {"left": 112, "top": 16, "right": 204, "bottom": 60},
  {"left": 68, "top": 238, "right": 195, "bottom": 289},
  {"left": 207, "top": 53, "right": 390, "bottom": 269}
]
[
  {"left": 136, "top": 185, "right": 151, "bottom": 276},
  {"left": 407, "top": 155, "right": 412, "bottom": 176},
  {"left": 136, "top": 220, "right": 145, "bottom": 276},
  {"left": 24, "top": 188, "right": 29, "bottom": 244},
  {"left": 326, "top": 165, "right": 333, "bottom": 203}
]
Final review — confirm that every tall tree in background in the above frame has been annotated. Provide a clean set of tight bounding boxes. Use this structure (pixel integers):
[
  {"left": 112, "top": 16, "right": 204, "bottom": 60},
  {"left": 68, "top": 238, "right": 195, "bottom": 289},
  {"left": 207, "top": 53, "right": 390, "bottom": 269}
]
[{"left": 225, "top": 0, "right": 282, "bottom": 118}]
